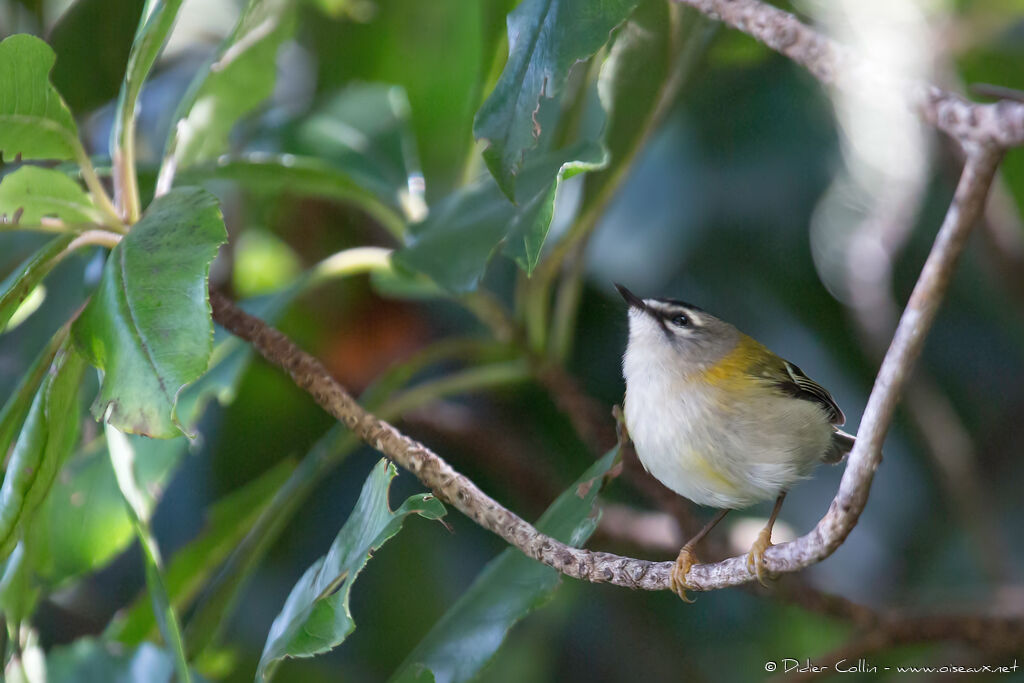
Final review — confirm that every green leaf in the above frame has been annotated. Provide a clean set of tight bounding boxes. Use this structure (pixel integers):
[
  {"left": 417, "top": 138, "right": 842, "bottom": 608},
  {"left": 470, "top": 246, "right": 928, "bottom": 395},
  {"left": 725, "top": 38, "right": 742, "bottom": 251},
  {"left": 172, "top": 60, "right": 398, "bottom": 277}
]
[
  {"left": 72, "top": 186, "right": 227, "bottom": 438},
  {"left": 107, "top": 425, "right": 191, "bottom": 683},
  {"left": 175, "top": 284, "right": 301, "bottom": 431},
  {"left": 112, "top": 0, "right": 186, "bottom": 155},
  {"left": 0, "top": 343, "right": 85, "bottom": 562},
  {"left": 0, "top": 166, "right": 102, "bottom": 226},
  {"left": 28, "top": 434, "right": 183, "bottom": 587},
  {"left": 106, "top": 459, "right": 294, "bottom": 645},
  {"left": 395, "top": 140, "right": 605, "bottom": 291},
  {"left": 48, "top": 0, "right": 146, "bottom": 114},
  {"left": 473, "top": 0, "right": 638, "bottom": 198},
  {"left": 46, "top": 638, "right": 195, "bottom": 683},
  {"left": 256, "top": 458, "right": 446, "bottom": 681},
  {"left": 585, "top": 1, "right": 713, "bottom": 204},
  {"left": 390, "top": 446, "right": 619, "bottom": 683},
  {"left": 0, "top": 234, "right": 75, "bottom": 332},
  {"left": 0, "top": 34, "right": 83, "bottom": 162},
  {"left": 290, "top": 83, "right": 425, "bottom": 219},
  {"left": 0, "top": 543, "right": 40, "bottom": 627},
  {"left": 178, "top": 154, "right": 406, "bottom": 239},
  {"left": 168, "top": 0, "right": 296, "bottom": 169},
  {"left": 0, "top": 328, "right": 66, "bottom": 464}
]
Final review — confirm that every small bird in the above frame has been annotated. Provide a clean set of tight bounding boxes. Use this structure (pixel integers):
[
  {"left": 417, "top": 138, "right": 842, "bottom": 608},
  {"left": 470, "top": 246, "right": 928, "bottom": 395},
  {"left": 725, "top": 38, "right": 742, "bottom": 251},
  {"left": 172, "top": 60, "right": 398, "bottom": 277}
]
[{"left": 615, "top": 284, "right": 854, "bottom": 601}]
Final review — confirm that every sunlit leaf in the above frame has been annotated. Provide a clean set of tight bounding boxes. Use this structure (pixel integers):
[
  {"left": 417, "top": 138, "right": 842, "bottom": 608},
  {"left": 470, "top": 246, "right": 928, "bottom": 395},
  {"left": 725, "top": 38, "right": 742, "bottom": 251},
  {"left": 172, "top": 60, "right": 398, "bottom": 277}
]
[
  {"left": 0, "top": 34, "right": 82, "bottom": 162},
  {"left": 168, "top": 0, "right": 296, "bottom": 169},
  {"left": 473, "top": 0, "right": 638, "bottom": 198},
  {"left": 72, "top": 187, "right": 227, "bottom": 438},
  {"left": 0, "top": 166, "right": 101, "bottom": 226},
  {"left": 390, "top": 446, "right": 619, "bottom": 683},
  {"left": 256, "top": 459, "right": 446, "bottom": 681},
  {"left": 0, "top": 343, "right": 85, "bottom": 562}
]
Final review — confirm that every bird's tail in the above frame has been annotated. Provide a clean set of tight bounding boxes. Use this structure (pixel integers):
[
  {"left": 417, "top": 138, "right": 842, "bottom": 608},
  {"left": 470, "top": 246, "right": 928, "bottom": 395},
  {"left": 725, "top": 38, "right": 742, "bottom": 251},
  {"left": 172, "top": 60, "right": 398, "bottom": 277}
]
[{"left": 823, "top": 428, "right": 856, "bottom": 464}]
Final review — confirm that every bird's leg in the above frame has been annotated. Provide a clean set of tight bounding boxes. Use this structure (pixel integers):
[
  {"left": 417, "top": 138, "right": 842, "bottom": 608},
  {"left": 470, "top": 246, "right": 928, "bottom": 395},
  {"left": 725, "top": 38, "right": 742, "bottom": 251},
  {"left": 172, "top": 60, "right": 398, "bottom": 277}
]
[
  {"left": 746, "top": 491, "right": 787, "bottom": 586},
  {"left": 670, "top": 509, "right": 730, "bottom": 602}
]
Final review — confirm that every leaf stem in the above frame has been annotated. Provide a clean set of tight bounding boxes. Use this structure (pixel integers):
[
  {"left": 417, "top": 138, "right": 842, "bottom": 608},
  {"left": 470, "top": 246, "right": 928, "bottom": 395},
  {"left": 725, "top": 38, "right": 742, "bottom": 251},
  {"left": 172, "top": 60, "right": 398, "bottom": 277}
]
[
  {"left": 309, "top": 247, "right": 394, "bottom": 286},
  {"left": 74, "top": 146, "right": 123, "bottom": 229}
]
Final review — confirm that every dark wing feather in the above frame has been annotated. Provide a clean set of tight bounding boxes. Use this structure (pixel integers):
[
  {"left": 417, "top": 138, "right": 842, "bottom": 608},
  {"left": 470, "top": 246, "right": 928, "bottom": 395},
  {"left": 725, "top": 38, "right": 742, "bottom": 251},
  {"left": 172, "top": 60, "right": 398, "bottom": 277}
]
[{"left": 775, "top": 361, "right": 846, "bottom": 426}]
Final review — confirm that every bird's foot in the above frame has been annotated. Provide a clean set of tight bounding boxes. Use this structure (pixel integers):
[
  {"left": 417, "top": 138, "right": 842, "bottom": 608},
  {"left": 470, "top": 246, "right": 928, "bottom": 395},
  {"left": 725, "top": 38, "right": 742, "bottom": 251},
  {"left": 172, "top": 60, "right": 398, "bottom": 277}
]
[
  {"left": 746, "top": 525, "right": 775, "bottom": 587},
  {"left": 612, "top": 404, "right": 629, "bottom": 449},
  {"left": 670, "top": 545, "right": 700, "bottom": 603}
]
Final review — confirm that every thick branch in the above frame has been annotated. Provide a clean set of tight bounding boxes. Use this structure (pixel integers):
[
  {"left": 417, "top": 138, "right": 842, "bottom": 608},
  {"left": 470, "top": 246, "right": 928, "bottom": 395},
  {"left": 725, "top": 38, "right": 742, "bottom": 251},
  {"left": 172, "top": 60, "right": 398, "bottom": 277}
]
[{"left": 672, "top": 0, "right": 1024, "bottom": 147}]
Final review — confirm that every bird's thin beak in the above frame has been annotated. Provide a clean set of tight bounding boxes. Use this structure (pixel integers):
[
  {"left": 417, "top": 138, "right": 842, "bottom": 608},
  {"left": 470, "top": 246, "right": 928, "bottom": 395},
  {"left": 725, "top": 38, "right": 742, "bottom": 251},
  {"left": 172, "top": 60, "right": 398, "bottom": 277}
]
[{"left": 614, "top": 283, "right": 646, "bottom": 311}]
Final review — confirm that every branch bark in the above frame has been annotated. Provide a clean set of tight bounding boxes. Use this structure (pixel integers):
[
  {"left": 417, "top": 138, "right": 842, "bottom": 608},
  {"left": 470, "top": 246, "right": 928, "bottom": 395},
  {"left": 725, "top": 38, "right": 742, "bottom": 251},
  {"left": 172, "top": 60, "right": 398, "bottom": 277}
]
[{"left": 671, "top": 0, "right": 1024, "bottom": 147}]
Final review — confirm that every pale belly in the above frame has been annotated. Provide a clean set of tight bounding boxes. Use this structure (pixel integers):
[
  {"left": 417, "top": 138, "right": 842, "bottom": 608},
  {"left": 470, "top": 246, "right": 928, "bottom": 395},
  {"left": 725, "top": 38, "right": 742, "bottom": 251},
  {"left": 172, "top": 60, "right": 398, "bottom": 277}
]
[{"left": 624, "top": 381, "right": 833, "bottom": 509}]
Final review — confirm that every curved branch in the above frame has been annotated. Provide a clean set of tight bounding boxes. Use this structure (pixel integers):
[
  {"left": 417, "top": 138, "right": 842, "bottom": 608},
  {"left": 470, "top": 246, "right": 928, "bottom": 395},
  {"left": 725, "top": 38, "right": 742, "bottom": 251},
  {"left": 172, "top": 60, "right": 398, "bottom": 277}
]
[
  {"left": 209, "top": 291, "right": 671, "bottom": 590},
  {"left": 210, "top": 142, "right": 1002, "bottom": 595}
]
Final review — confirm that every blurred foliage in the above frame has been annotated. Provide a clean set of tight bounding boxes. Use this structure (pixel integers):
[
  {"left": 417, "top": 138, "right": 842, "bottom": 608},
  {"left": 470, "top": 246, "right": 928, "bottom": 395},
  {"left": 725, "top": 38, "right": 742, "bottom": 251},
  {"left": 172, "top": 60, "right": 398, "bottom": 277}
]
[{"left": 0, "top": 0, "right": 1022, "bottom": 682}]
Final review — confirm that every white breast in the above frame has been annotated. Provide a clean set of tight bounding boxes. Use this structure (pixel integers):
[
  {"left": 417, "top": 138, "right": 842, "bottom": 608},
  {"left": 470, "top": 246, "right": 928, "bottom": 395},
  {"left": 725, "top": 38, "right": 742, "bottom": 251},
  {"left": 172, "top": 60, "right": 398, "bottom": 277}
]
[{"left": 623, "top": 345, "right": 832, "bottom": 510}]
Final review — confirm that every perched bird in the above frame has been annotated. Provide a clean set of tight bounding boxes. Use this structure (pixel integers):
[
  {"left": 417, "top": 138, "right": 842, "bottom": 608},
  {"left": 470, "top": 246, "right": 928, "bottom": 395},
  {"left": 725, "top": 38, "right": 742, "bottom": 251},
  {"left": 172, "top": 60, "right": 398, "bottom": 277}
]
[{"left": 615, "top": 284, "right": 854, "bottom": 601}]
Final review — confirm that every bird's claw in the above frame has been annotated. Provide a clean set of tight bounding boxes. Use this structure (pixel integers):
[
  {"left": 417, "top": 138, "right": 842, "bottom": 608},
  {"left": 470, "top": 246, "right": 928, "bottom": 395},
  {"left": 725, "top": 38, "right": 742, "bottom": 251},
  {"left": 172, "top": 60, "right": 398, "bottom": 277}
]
[
  {"left": 746, "top": 526, "right": 775, "bottom": 587},
  {"left": 670, "top": 545, "right": 699, "bottom": 603}
]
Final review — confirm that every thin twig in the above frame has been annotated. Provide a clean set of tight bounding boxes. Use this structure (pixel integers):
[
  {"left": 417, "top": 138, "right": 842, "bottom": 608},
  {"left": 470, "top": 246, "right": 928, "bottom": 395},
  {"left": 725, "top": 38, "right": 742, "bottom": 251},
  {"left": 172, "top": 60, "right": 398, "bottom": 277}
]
[{"left": 671, "top": 0, "right": 1024, "bottom": 148}]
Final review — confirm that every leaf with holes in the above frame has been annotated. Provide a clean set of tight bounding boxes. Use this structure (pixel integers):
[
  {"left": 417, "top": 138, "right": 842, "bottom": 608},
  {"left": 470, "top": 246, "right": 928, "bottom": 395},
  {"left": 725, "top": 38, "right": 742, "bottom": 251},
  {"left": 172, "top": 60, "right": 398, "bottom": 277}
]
[
  {"left": 0, "top": 34, "right": 83, "bottom": 162},
  {"left": 72, "top": 187, "right": 227, "bottom": 438},
  {"left": 473, "top": 0, "right": 638, "bottom": 198},
  {"left": 257, "top": 459, "right": 446, "bottom": 680},
  {"left": 0, "top": 166, "right": 101, "bottom": 226}
]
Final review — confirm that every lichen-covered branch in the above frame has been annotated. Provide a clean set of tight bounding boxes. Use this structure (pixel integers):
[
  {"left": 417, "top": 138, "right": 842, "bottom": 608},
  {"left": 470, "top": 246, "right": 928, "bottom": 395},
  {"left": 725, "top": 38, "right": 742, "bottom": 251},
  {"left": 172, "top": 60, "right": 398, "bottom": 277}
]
[{"left": 210, "top": 292, "right": 671, "bottom": 591}]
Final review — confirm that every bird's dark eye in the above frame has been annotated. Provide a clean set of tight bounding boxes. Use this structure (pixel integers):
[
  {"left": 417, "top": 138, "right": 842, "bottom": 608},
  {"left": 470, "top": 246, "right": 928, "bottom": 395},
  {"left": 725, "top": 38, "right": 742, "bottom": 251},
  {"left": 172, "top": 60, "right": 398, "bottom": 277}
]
[{"left": 670, "top": 314, "right": 690, "bottom": 327}]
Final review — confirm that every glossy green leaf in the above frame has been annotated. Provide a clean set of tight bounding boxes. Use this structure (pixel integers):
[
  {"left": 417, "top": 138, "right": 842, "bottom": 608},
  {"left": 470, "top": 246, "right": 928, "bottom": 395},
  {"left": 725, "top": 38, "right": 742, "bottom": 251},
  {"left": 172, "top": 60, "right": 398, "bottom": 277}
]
[
  {"left": 48, "top": 0, "right": 145, "bottom": 114},
  {"left": 0, "top": 235, "right": 74, "bottom": 332},
  {"left": 0, "top": 166, "right": 101, "bottom": 226},
  {"left": 112, "top": 0, "right": 186, "bottom": 160},
  {"left": 107, "top": 425, "right": 191, "bottom": 683},
  {"left": 72, "top": 187, "right": 227, "bottom": 438},
  {"left": 168, "top": 0, "right": 296, "bottom": 169},
  {"left": 395, "top": 140, "right": 605, "bottom": 291},
  {"left": 178, "top": 154, "right": 406, "bottom": 239},
  {"left": 0, "top": 327, "right": 67, "bottom": 483},
  {"left": 28, "top": 434, "right": 183, "bottom": 587},
  {"left": 390, "top": 446, "right": 619, "bottom": 683},
  {"left": 257, "top": 459, "right": 446, "bottom": 681},
  {"left": 46, "top": 638, "right": 193, "bottom": 683},
  {"left": 106, "top": 459, "right": 294, "bottom": 645},
  {"left": 0, "top": 543, "right": 39, "bottom": 627},
  {"left": 0, "top": 34, "right": 82, "bottom": 162},
  {"left": 290, "top": 83, "right": 425, "bottom": 218},
  {"left": 0, "top": 343, "right": 85, "bottom": 562},
  {"left": 585, "top": 2, "right": 713, "bottom": 204},
  {"left": 473, "top": 0, "right": 637, "bottom": 198}
]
